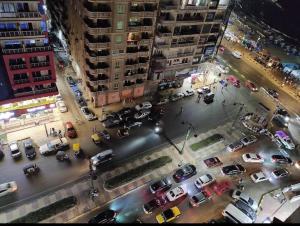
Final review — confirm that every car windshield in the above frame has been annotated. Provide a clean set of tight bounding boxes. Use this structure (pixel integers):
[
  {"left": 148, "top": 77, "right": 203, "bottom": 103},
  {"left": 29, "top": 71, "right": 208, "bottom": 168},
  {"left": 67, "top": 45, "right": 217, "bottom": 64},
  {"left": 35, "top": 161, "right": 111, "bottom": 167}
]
[
  {"left": 163, "top": 209, "right": 174, "bottom": 219},
  {"left": 192, "top": 196, "right": 199, "bottom": 202},
  {"left": 152, "top": 180, "right": 165, "bottom": 190},
  {"left": 253, "top": 174, "right": 258, "bottom": 179},
  {"left": 11, "top": 149, "right": 19, "bottom": 154},
  {"left": 243, "top": 138, "right": 249, "bottom": 143}
]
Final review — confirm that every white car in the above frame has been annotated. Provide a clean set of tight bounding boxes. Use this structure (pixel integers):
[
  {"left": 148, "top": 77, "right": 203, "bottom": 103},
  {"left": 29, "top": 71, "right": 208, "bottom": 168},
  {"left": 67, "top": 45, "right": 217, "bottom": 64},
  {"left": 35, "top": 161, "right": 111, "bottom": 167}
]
[
  {"left": 39, "top": 138, "right": 69, "bottom": 155},
  {"left": 197, "top": 86, "right": 210, "bottom": 95},
  {"left": 134, "top": 109, "right": 151, "bottom": 119},
  {"left": 0, "top": 181, "right": 17, "bottom": 197},
  {"left": 242, "top": 153, "right": 264, "bottom": 163},
  {"left": 240, "top": 135, "right": 257, "bottom": 146},
  {"left": 56, "top": 101, "right": 68, "bottom": 113},
  {"left": 184, "top": 90, "right": 195, "bottom": 97},
  {"left": 135, "top": 101, "right": 152, "bottom": 111},
  {"left": 231, "top": 190, "right": 258, "bottom": 210},
  {"left": 80, "top": 106, "right": 97, "bottom": 121},
  {"left": 275, "top": 133, "right": 295, "bottom": 150},
  {"left": 216, "top": 64, "right": 229, "bottom": 74},
  {"left": 232, "top": 50, "right": 242, "bottom": 59},
  {"left": 226, "top": 141, "right": 243, "bottom": 152},
  {"left": 9, "top": 142, "right": 22, "bottom": 159},
  {"left": 250, "top": 171, "right": 268, "bottom": 183},
  {"left": 194, "top": 174, "right": 215, "bottom": 189},
  {"left": 166, "top": 186, "right": 187, "bottom": 202},
  {"left": 271, "top": 168, "right": 289, "bottom": 179},
  {"left": 170, "top": 93, "right": 185, "bottom": 102},
  {"left": 156, "top": 98, "right": 169, "bottom": 105}
]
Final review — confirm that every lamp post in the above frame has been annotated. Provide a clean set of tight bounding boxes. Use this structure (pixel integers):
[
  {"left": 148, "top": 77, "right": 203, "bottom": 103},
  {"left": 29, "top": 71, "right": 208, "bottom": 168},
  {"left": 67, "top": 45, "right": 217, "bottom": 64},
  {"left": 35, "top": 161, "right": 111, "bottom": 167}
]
[
  {"left": 227, "top": 102, "right": 245, "bottom": 134},
  {"left": 88, "top": 158, "right": 98, "bottom": 201},
  {"left": 179, "top": 121, "right": 198, "bottom": 155}
]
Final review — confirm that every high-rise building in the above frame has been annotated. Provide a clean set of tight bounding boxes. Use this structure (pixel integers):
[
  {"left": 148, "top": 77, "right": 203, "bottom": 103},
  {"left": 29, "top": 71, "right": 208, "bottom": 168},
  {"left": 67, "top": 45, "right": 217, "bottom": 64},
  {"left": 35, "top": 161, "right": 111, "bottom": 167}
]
[
  {"left": 47, "top": 0, "right": 231, "bottom": 107},
  {"left": 0, "top": 0, "right": 58, "bottom": 108}
]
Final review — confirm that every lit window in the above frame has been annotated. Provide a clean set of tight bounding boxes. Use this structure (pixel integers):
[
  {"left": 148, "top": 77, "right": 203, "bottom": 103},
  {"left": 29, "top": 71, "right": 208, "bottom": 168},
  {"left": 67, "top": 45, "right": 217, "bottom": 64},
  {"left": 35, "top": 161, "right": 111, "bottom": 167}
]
[
  {"left": 116, "top": 5, "right": 125, "bottom": 14},
  {"left": 117, "top": 21, "right": 124, "bottom": 30},
  {"left": 115, "top": 35, "right": 123, "bottom": 44}
]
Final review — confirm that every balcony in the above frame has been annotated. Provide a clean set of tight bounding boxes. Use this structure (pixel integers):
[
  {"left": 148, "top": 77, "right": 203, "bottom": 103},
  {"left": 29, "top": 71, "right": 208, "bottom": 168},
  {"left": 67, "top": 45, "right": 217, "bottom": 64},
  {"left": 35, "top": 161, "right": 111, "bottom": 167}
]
[
  {"left": 173, "top": 27, "right": 200, "bottom": 36},
  {"left": 155, "top": 42, "right": 170, "bottom": 49},
  {"left": 84, "top": 18, "right": 112, "bottom": 34},
  {"left": 84, "top": 1, "right": 112, "bottom": 18},
  {"left": 180, "top": 4, "right": 208, "bottom": 10},
  {"left": 85, "top": 33, "right": 110, "bottom": 49},
  {"left": 32, "top": 75, "right": 52, "bottom": 82},
  {"left": 10, "top": 63, "right": 27, "bottom": 70},
  {"left": 14, "top": 78, "right": 30, "bottom": 85},
  {"left": 0, "top": 11, "right": 43, "bottom": 20},
  {"left": 86, "top": 72, "right": 109, "bottom": 85},
  {"left": 85, "top": 47, "right": 110, "bottom": 61},
  {"left": 34, "top": 86, "right": 58, "bottom": 95},
  {"left": 176, "top": 14, "right": 205, "bottom": 23},
  {"left": 157, "top": 27, "right": 172, "bottom": 37},
  {"left": 0, "top": 29, "right": 45, "bottom": 39},
  {"left": 159, "top": 13, "right": 175, "bottom": 24},
  {"left": 123, "top": 81, "right": 135, "bottom": 87},
  {"left": 171, "top": 41, "right": 197, "bottom": 48},
  {"left": 87, "top": 83, "right": 108, "bottom": 94},
  {"left": 153, "top": 53, "right": 167, "bottom": 62},
  {"left": 2, "top": 45, "right": 52, "bottom": 55},
  {"left": 14, "top": 87, "right": 34, "bottom": 97},
  {"left": 125, "top": 59, "right": 138, "bottom": 65},
  {"left": 30, "top": 61, "right": 50, "bottom": 68},
  {"left": 160, "top": 2, "right": 178, "bottom": 10}
]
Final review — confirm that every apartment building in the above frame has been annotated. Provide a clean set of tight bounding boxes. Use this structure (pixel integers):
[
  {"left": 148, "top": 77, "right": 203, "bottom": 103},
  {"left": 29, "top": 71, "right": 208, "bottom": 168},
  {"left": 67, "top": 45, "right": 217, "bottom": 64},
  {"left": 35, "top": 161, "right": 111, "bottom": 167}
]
[
  {"left": 47, "top": 0, "right": 231, "bottom": 107},
  {"left": 0, "top": 0, "right": 58, "bottom": 110},
  {"left": 150, "top": 0, "right": 231, "bottom": 89}
]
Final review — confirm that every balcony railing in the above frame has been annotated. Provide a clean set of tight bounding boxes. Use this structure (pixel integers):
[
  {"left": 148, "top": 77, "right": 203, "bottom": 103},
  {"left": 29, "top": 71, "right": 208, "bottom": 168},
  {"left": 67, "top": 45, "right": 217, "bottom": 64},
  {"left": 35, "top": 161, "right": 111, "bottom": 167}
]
[
  {"left": 30, "top": 61, "right": 50, "bottom": 68},
  {"left": 14, "top": 90, "right": 34, "bottom": 97},
  {"left": 173, "top": 29, "right": 200, "bottom": 36},
  {"left": 0, "top": 11, "right": 42, "bottom": 19},
  {"left": 84, "top": 18, "right": 112, "bottom": 34},
  {"left": 14, "top": 78, "right": 30, "bottom": 84},
  {"left": 0, "top": 30, "right": 45, "bottom": 38},
  {"left": 160, "top": 3, "right": 178, "bottom": 10},
  {"left": 171, "top": 41, "right": 197, "bottom": 48},
  {"left": 176, "top": 16, "right": 205, "bottom": 22},
  {"left": 34, "top": 87, "right": 58, "bottom": 94},
  {"left": 2, "top": 45, "right": 52, "bottom": 55},
  {"left": 10, "top": 64, "right": 27, "bottom": 70},
  {"left": 84, "top": 2, "right": 111, "bottom": 12},
  {"left": 33, "top": 75, "right": 52, "bottom": 82}
]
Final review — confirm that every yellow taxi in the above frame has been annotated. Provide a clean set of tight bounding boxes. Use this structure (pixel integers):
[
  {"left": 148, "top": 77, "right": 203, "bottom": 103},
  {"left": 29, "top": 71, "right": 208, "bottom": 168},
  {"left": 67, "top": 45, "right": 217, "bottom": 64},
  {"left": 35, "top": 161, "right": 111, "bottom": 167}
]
[
  {"left": 156, "top": 206, "right": 181, "bottom": 224},
  {"left": 91, "top": 133, "right": 101, "bottom": 144}
]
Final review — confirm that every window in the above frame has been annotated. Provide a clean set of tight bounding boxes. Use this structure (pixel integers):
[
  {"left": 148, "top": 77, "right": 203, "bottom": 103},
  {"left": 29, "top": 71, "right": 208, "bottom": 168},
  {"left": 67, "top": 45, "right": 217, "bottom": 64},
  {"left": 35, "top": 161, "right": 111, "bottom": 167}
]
[
  {"left": 115, "top": 35, "right": 123, "bottom": 44},
  {"left": 116, "top": 5, "right": 125, "bottom": 14},
  {"left": 115, "top": 61, "right": 120, "bottom": 68},
  {"left": 115, "top": 73, "right": 119, "bottom": 80},
  {"left": 113, "top": 83, "right": 119, "bottom": 90},
  {"left": 117, "top": 21, "right": 124, "bottom": 30}
]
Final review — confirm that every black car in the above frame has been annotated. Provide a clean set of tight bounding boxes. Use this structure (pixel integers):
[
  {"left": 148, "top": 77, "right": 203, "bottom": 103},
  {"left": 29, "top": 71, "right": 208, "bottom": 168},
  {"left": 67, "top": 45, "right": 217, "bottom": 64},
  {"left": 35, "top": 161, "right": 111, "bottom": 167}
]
[
  {"left": 221, "top": 164, "right": 246, "bottom": 176},
  {"left": 173, "top": 164, "right": 197, "bottom": 182},
  {"left": 271, "top": 155, "right": 293, "bottom": 165},
  {"left": 102, "top": 114, "right": 122, "bottom": 128},
  {"left": 272, "top": 115, "right": 289, "bottom": 128},
  {"left": 267, "top": 89, "right": 279, "bottom": 99},
  {"left": 75, "top": 96, "right": 87, "bottom": 107},
  {"left": 117, "top": 108, "right": 133, "bottom": 119},
  {"left": 88, "top": 209, "right": 118, "bottom": 224},
  {"left": 99, "top": 130, "right": 110, "bottom": 140},
  {"left": 117, "top": 128, "right": 129, "bottom": 138},
  {"left": 23, "top": 139, "right": 36, "bottom": 159},
  {"left": 149, "top": 177, "right": 172, "bottom": 194},
  {"left": 276, "top": 108, "right": 289, "bottom": 117},
  {"left": 0, "top": 149, "right": 4, "bottom": 160},
  {"left": 143, "top": 196, "right": 167, "bottom": 214},
  {"left": 124, "top": 120, "right": 142, "bottom": 129},
  {"left": 66, "top": 76, "right": 76, "bottom": 86}
]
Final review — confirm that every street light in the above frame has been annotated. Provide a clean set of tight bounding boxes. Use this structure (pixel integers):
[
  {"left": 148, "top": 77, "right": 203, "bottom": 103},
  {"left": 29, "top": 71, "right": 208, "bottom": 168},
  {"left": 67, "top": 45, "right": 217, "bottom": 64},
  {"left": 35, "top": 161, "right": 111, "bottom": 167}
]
[
  {"left": 88, "top": 157, "right": 98, "bottom": 201},
  {"left": 179, "top": 121, "right": 198, "bottom": 155}
]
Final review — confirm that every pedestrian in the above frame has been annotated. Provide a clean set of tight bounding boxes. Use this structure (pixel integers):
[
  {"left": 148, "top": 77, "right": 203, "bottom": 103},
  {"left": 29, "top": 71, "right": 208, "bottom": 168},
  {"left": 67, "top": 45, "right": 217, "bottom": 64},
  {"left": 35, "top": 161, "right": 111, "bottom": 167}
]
[{"left": 180, "top": 106, "right": 183, "bottom": 114}]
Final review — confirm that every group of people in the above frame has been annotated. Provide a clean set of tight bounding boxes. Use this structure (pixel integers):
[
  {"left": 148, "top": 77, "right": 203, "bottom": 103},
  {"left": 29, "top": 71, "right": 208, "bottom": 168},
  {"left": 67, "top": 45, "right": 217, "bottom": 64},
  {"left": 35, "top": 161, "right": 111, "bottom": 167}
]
[{"left": 49, "top": 127, "right": 63, "bottom": 138}]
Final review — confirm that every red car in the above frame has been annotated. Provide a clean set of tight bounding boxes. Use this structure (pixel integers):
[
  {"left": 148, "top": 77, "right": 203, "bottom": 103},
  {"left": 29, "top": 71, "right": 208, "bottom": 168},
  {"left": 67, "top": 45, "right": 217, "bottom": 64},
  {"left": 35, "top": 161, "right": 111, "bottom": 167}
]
[
  {"left": 226, "top": 75, "right": 240, "bottom": 88},
  {"left": 212, "top": 181, "right": 232, "bottom": 196},
  {"left": 65, "top": 122, "right": 77, "bottom": 138},
  {"left": 245, "top": 80, "right": 258, "bottom": 92},
  {"left": 203, "top": 157, "right": 223, "bottom": 168}
]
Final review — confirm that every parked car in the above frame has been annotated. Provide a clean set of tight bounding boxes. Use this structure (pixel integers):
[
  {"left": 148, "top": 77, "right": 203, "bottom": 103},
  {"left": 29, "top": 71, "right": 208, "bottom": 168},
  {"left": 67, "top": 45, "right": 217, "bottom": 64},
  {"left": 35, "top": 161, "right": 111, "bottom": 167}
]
[
  {"left": 250, "top": 171, "right": 268, "bottom": 183},
  {"left": 66, "top": 76, "right": 76, "bottom": 86},
  {"left": 245, "top": 80, "right": 258, "bottom": 92},
  {"left": 170, "top": 93, "right": 185, "bottom": 102},
  {"left": 75, "top": 96, "right": 87, "bottom": 107},
  {"left": 226, "top": 141, "right": 243, "bottom": 152},
  {"left": 23, "top": 139, "right": 36, "bottom": 159},
  {"left": 134, "top": 109, "right": 151, "bottom": 119},
  {"left": 189, "top": 190, "right": 212, "bottom": 207},
  {"left": 117, "top": 107, "right": 133, "bottom": 119},
  {"left": 216, "top": 64, "right": 229, "bottom": 74},
  {"left": 143, "top": 196, "right": 167, "bottom": 214},
  {"left": 242, "top": 153, "right": 264, "bottom": 163},
  {"left": 39, "top": 138, "right": 69, "bottom": 155},
  {"left": 274, "top": 130, "right": 295, "bottom": 150},
  {"left": 124, "top": 120, "right": 142, "bottom": 129},
  {"left": 117, "top": 128, "right": 129, "bottom": 138},
  {"left": 156, "top": 206, "right": 181, "bottom": 224},
  {"left": 149, "top": 177, "right": 172, "bottom": 194},
  {"left": 102, "top": 116, "right": 121, "bottom": 128},
  {"left": 222, "top": 203, "right": 254, "bottom": 223},
  {"left": 232, "top": 50, "right": 242, "bottom": 59},
  {"left": 271, "top": 155, "right": 293, "bottom": 165},
  {"left": 197, "top": 86, "right": 211, "bottom": 95},
  {"left": 221, "top": 164, "right": 246, "bottom": 176},
  {"left": 231, "top": 200, "right": 256, "bottom": 222},
  {"left": 194, "top": 174, "right": 215, "bottom": 189},
  {"left": 135, "top": 101, "right": 152, "bottom": 111},
  {"left": 203, "top": 157, "right": 223, "bottom": 168},
  {"left": 272, "top": 115, "right": 289, "bottom": 128},
  {"left": 231, "top": 190, "right": 258, "bottom": 210},
  {"left": 80, "top": 106, "right": 97, "bottom": 121},
  {"left": 173, "top": 164, "right": 197, "bottom": 182},
  {"left": 88, "top": 209, "right": 118, "bottom": 224},
  {"left": 0, "top": 181, "right": 17, "bottom": 197},
  {"left": 65, "top": 121, "right": 77, "bottom": 138},
  {"left": 99, "top": 130, "right": 110, "bottom": 140},
  {"left": 271, "top": 168, "right": 289, "bottom": 179},
  {"left": 267, "top": 89, "right": 279, "bottom": 99},
  {"left": 184, "top": 89, "right": 195, "bottom": 97},
  {"left": 156, "top": 98, "right": 169, "bottom": 106},
  {"left": 240, "top": 135, "right": 257, "bottom": 146},
  {"left": 56, "top": 101, "right": 68, "bottom": 113},
  {"left": 166, "top": 186, "right": 187, "bottom": 202},
  {"left": 204, "top": 92, "right": 215, "bottom": 104},
  {"left": 9, "top": 142, "right": 22, "bottom": 159},
  {"left": 226, "top": 75, "right": 240, "bottom": 87}
]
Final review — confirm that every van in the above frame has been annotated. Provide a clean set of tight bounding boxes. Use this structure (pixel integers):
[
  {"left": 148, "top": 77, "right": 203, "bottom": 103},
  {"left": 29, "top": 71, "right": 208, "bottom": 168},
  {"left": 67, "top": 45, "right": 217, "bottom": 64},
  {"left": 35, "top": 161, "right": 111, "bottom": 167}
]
[
  {"left": 222, "top": 203, "right": 254, "bottom": 223},
  {"left": 91, "top": 149, "right": 113, "bottom": 168}
]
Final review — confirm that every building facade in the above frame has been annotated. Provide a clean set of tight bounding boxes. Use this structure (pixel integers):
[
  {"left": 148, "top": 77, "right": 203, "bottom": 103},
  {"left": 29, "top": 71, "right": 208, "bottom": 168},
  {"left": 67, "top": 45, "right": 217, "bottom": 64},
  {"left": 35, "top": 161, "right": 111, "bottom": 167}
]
[
  {"left": 47, "top": 0, "right": 231, "bottom": 107},
  {"left": 0, "top": 0, "right": 58, "bottom": 108}
]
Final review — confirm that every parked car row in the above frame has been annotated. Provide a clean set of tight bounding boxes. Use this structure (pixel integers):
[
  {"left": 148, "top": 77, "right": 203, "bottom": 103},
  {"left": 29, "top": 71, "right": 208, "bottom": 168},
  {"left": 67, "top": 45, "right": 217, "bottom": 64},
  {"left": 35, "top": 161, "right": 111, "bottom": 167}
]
[
  {"left": 226, "top": 135, "right": 258, "bottom": 152},
  {"left": 5, "top": 139, "right": 37, "bottom": 160}
]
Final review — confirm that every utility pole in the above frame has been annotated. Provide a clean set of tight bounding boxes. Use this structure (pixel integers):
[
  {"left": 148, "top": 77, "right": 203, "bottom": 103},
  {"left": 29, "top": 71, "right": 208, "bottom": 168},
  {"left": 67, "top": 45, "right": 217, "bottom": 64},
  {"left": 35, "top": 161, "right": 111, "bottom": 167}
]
[
  {"left": 88, "top": 158, "right": 98, "bottom": 201},
  {"left": 179, "top": 121, "right": 197, "bottom": 155}
]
